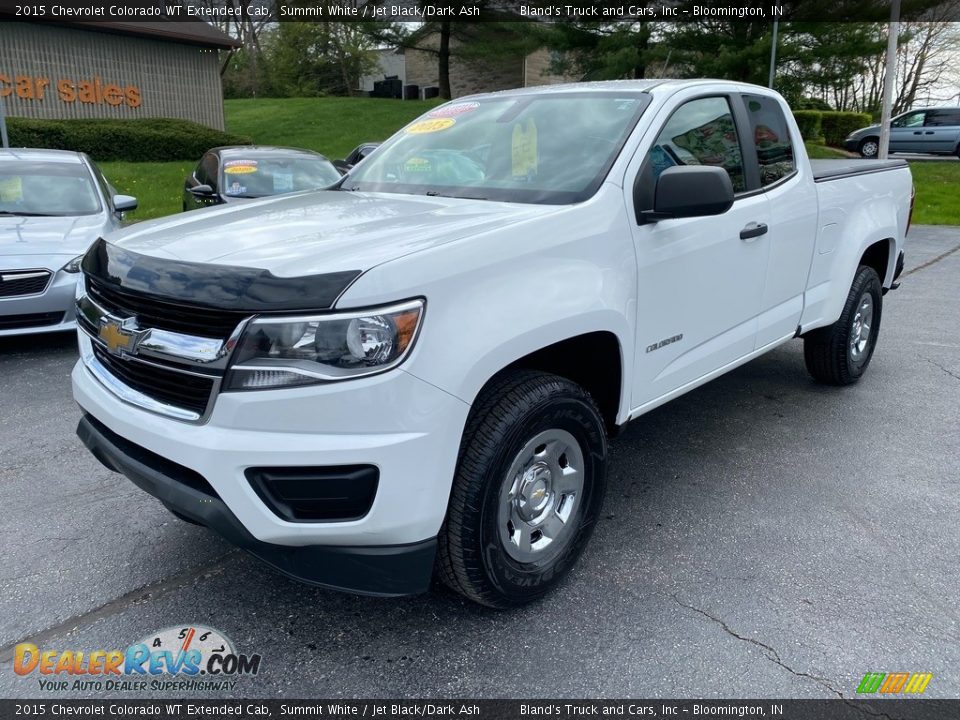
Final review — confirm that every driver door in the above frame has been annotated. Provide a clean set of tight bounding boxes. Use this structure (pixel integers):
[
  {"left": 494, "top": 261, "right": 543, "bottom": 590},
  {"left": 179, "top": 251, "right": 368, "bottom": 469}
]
[{"left": 626, "top": 94, "right": 771, "bottom": 411}]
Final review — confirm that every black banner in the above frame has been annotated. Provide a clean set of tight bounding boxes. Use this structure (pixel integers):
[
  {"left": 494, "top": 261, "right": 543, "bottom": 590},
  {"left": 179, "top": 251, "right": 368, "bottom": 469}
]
[
  {"left": 0, "top": 0, "right": 956, "bottom": 24},
  {"left": 2, "top": 700, "right": 960, "bottom": 720}
]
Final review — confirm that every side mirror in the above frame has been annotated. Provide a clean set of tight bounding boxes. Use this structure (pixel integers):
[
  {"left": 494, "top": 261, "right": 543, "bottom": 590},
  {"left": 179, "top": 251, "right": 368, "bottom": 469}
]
[
  {"left": 189, "top": 184, "right": 215, "bottom": 197},
  {"left": 113, "top": 194, "right": 138, "bottom": 212},
  {"left": 638, "top": 166, "right": 734, "bottom": 223}
]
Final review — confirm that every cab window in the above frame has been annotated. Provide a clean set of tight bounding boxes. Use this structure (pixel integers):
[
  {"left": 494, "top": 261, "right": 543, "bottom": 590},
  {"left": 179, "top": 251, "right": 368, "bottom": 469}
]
[
  {"left": 645, "top": 96, "right": 746, "bottom": 194},
  {"left": 740, "top": 94, "right": 795, "bottom": 186}
]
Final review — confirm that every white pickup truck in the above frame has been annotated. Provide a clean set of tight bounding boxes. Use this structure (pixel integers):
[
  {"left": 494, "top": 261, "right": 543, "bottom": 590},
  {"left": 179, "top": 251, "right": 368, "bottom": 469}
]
[{"left": 73, "top": 80, "right": 912, "bottom": 608}]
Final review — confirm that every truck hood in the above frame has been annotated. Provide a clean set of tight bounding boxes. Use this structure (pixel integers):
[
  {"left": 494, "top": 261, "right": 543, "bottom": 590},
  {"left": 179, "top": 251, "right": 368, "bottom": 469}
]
[
  {"left": 108, "top": 189, "right": 557, "bottom": 277},
  {"left": 0, "top": 214, "right": 105, "bottom": 265}
]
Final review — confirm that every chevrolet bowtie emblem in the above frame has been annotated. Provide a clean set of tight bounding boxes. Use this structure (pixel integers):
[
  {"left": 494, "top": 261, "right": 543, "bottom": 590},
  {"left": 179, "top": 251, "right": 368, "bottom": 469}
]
[{"left": 98, "top": 316, "right": 143, "bottom": 357}]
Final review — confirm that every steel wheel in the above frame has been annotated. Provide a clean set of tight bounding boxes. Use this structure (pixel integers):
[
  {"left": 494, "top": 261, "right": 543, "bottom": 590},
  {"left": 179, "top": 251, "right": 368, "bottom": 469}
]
[
  {"left": 497, "top": 428, "right": 585, "bottom": 566},
  {"left": 859, "top": 139, "right": 879, "bottom": 158},
  {"left": 849, "top": 292, "right": 874, "bottom": 362}
]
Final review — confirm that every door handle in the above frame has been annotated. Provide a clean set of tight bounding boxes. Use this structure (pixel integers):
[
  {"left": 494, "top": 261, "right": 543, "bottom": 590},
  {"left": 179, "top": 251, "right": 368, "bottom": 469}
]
[
  {"left": 740, "top": 222, "right": 768, "bottom": 241},
  {"left": 913, "top": 130, "right": 923, "bottom": 135},
  {"left": 924, "top": 131, "right": 935, "bottom": 135}
]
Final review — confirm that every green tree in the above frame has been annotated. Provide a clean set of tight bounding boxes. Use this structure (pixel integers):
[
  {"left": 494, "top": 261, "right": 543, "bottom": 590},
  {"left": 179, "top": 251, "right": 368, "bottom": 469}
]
[{"left": 263, "top": 22, "right": 379, "bottom": 97}]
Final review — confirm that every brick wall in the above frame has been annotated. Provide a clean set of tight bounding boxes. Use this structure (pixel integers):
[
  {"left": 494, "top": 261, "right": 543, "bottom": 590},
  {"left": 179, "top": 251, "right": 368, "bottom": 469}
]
[
  {"left": 404, "top": 35, "right": 524, "bottom": 98},
  {"left": 523, "top": 48, "right": 581, "bottom": 87},
  {"left": 0, "top": 23, "right": 226, "bottom": 129}
]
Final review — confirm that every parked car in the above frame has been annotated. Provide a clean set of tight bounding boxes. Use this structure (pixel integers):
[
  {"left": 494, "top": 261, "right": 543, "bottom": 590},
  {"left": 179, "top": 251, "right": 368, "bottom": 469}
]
[
  {"left": 845, "top": 107, "right": 960, "bottom": 158},
  {"left": 183, "top": 146, "right": 341, "bottom": 211},
  {"left": 0, "top": 149, "right": 136, "bottom": 337},
  {"left": 333, "top": 142, "right": 380, "bottom": 174},
  {"left": 72, "top": 80, "right": 911, "bottom": 607}
]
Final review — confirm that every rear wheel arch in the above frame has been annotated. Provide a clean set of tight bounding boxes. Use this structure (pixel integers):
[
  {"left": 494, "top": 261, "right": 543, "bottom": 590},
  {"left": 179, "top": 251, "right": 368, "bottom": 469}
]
[{"left": 859, "top": 238, "right": 894, "bottom": 287}]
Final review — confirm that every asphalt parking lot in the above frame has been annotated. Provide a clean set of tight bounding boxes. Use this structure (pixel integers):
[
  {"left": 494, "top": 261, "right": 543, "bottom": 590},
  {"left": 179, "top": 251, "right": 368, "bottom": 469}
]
[{"left": 1, "top": 226, "right": 958, "bottom": 700}]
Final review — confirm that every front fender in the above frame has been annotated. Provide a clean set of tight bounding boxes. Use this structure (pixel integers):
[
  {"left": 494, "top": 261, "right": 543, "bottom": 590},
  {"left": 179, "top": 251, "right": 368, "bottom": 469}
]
[{"left": 337, "top": 185, "right": 637, "bottom": 422}]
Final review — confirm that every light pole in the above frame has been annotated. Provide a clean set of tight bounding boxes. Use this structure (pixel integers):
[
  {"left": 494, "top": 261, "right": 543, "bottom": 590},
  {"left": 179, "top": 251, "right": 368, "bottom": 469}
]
[
  {"left": 0, "top": 95, "right": 8, "bottom": 149},
  {"left": 878, "top": 0, "right": 901, "bottom": 160},
  {"left": 768, "top": 20, "right": 779, "bottom": 89}
]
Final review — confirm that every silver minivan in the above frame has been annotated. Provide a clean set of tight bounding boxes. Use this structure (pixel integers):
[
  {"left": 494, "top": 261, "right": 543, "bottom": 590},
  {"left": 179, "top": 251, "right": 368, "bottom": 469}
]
[{"left": 845, "top": 107, "right": 960, "bottom": 158}]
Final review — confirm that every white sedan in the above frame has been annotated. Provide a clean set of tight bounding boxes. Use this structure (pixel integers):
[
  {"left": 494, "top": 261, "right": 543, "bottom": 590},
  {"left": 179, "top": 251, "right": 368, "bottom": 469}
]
[{"left": 0, "top": 148, "right": 136, "bottom": 336}]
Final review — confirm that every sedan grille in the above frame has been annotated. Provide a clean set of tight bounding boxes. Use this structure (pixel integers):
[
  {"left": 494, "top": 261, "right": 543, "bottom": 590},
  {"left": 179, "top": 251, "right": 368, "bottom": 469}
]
[
  {"left": 0, "top": 270, "right": 52, "bottom": 298},
  {"left": 0, "top": 311, "right": 64, "bottom": 330}
]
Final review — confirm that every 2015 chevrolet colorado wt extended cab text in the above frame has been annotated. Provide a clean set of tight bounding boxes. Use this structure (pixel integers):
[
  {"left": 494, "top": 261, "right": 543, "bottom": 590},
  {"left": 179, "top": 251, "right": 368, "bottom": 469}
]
[{"left": 72, "top": 80, "right": 912, "bottom": 608}]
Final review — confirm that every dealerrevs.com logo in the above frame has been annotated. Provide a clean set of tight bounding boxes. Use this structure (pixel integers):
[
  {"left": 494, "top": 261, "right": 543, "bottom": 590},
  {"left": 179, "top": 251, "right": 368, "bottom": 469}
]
[{"left": 14, "top": 625, "right": 262, "bottom": 693}]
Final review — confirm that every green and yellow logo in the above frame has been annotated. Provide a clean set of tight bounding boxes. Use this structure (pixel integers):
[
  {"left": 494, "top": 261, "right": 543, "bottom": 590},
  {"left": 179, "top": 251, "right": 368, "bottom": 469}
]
[{"left": 856, "top": 672, "right": 932, "bottom": 695}]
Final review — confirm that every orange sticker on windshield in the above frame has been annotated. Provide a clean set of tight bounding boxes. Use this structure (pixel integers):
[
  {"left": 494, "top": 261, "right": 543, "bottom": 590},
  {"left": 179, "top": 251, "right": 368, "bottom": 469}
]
[
  {"left": 406, "top": 118, "right": 455, "bottom": 134},
  {"left": 224, "top": 164, "right": 258, "bottom": 175}
]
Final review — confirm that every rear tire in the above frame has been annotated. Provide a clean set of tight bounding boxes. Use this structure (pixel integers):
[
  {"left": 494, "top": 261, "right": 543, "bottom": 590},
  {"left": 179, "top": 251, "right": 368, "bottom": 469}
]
[
  {"left": 804, "top": 265, "right": 883, "bottom": 385},
  {"left": 437, "top": 370, "right": 607, "bottom": 608},
  {"left": 858, "top": 138, "right": 880, "bottom": 158}
]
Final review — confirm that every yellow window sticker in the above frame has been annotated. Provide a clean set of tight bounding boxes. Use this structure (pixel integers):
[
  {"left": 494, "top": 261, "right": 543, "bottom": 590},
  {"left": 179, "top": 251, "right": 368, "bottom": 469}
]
[
  {"left": 224, "top": 159, "right": 259, "bottom": 175},
  {"left": 512, "top": 118, "right": 538, "bottom": 178},
  {"left": 406, "top": 118, "right": 456, "bottom": 134},
  {"left": 0, "top": 177, "right": 23, "bottom": 202}
]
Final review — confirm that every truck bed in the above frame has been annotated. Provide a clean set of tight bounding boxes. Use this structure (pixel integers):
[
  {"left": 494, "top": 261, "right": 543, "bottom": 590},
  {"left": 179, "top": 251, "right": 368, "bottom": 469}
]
[{"left": 811, "top": 158, "right": 909, "bottom": 183}]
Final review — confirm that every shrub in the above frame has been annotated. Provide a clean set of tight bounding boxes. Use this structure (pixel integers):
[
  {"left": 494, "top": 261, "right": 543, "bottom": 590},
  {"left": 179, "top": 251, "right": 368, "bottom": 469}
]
[
  {"left": 6, "top": 118, "right": 252, "bottom": 162},
  {"left": 792, "top": 111, "right": 823, "bottom": 141},
  {"left": 819, "top": 111, "right": 872, "bottom": 147}
]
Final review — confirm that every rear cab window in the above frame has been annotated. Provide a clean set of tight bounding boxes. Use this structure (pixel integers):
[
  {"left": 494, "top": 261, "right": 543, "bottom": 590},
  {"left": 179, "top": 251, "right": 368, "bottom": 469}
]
[{"left": 740, "top": 94, "right": 796, "bottom": 187}]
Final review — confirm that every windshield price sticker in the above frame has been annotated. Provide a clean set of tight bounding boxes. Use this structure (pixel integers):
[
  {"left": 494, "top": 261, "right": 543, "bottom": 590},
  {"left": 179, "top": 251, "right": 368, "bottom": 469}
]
[{"left": 406, "top": 118, "right": 456, "bottom": 134}]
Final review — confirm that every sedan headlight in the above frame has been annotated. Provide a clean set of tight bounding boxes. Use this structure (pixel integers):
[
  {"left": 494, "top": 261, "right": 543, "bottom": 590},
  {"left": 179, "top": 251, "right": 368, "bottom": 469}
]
[
  {"left": 224, "top": 299, "right": 424, "bottom": 390},
  {"left": 62, "top": 256, "right": 84, "bottom": 273}
]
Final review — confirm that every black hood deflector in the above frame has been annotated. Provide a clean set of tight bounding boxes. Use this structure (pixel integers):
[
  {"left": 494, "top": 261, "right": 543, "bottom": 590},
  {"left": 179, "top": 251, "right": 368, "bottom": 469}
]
[{"left": 82, "top": 238, "right": 361, "bottom": 312}]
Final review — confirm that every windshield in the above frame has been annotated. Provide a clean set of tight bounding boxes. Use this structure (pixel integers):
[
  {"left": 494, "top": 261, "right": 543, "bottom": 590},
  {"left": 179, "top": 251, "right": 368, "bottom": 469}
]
[
  {"left": 220, "top": 154, "right": 341, "bottom": 198},
  {"left": 346, "top": 92, "right": 650, "bottom": 204},
  {"left": 0, "top": 161, "right": 100, "bottom": 216}
]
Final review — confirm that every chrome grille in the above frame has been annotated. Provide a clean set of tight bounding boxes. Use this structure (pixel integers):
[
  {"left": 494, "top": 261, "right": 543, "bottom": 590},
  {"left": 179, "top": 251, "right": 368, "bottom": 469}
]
[
  {"left": 76, "top": 288, "right": 247, "bottom": 423},
  {"left": 91, "top": 344, "right": 214, "bottom": 416},
  {"left": 0, "top": 269, "right": 51, "bottom": 298}
]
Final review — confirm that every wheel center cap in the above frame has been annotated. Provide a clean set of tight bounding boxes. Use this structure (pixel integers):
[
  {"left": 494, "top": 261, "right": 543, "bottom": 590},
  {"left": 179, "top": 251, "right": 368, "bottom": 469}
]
[{"left": 517, "top": 462, "right": 552, "bottom": 520}]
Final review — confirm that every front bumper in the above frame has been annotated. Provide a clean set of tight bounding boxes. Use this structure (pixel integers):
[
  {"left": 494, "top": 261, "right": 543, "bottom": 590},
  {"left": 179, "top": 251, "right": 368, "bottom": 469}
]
[
  {"left": 72, "top": 349, "right": 471, "bottom": 594},
  {"left": 77, "top": 414, "right": 437, "bottom": 596},
  {"left": 0, "top": 270, "right": 78, "bottom": 336},
  {"left": 844, "top": 139, "right": 861, "bottom": 153}
]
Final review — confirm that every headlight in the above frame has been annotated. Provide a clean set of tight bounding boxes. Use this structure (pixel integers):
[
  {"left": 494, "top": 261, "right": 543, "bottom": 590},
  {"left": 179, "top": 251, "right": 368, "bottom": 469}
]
[
  {"left": 224, "top": 299, "right": 424, "bottom": 390},
  {"left": 62, "top": 256, "right": 84, "bottom": 273}
]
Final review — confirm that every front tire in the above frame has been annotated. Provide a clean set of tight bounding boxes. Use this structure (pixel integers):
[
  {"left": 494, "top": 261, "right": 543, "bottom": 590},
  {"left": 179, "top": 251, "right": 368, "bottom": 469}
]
[
  {"left": 858, "top": 138, "right": 880, "bottom": 158},
  {"left": 803, "top": 265, "right": 883, "bottom": 385},
  {"left": 437, "top": 370, "right": 607, "bottom": 608}
]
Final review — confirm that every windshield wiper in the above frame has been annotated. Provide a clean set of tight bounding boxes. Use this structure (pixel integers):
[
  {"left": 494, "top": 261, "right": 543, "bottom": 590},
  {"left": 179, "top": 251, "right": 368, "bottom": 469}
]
[
  {"left": 425, "top": 191, "right": 487, "bottom": 200},
  {"left": 0, "top": 210, "right": 54, "bottom": 217}
]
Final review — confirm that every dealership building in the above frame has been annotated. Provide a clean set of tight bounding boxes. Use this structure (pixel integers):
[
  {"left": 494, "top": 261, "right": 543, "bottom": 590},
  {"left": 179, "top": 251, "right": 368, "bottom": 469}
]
[{"left": 0, "top": 15, "right": 237, "bottom": 129}]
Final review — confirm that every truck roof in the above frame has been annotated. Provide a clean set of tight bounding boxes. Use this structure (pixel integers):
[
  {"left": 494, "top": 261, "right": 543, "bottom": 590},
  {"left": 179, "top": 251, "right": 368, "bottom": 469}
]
[{"left": 461, "top": 78, "right": 773, "bottom": 100}]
